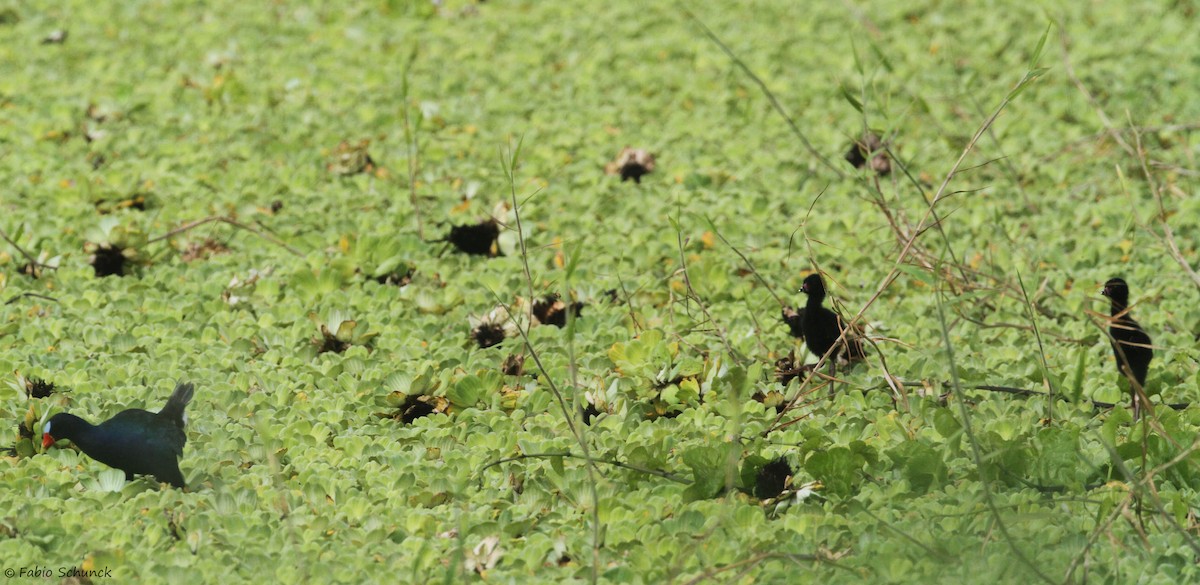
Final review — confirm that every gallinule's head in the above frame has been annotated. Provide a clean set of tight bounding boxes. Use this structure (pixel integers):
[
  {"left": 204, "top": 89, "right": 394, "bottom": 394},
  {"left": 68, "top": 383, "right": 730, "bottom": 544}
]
[
  {"left": 1101, "top": 278, "right": 1130, "bottom": 307},
  {"left": 800, "top": 273, "right": 826, "bottom": 300},
  {"left": 42, "top": 413, "right": 86, "bottom": 449}
]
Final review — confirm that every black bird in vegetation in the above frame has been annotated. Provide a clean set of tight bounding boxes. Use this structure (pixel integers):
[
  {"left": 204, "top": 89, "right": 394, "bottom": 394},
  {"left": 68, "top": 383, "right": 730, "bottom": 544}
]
[
  {"left": 42, "top": 383, "right": 195, "bottom": 488},
  {"left": 800, "top": 273, "right": 865, "bottom": 365},
  {"left": 1101, "top": 278, "right": 1153, "bottom": 416}
]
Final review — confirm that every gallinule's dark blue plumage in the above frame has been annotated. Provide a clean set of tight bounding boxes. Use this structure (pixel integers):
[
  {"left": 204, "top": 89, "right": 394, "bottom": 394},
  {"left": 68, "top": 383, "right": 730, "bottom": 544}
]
[
  {"left": 800, "top": 274, "right": 865, "bottom": 364},
  {"left": 1102, "top": 278, "right": 1153, "bottom": 414},
  {"left": 42, "top": 382, "right": 194, "bottom": 488}
]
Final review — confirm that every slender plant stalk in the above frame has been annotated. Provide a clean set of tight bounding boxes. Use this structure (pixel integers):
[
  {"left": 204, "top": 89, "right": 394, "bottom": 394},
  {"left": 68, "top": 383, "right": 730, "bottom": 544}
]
[
  {"left": 498, "top": 140, "right": 602, "bottom": 585},
  {"left": 1014, "top": 270, "right": 1054, "bottom": 422},
  {"left": 934, "top": 291, "right": 1055, "bottom": 585},
  {"left": 400, "top": 45, "right": 427, "bottom": 240},
  {"left": 479, "top": 452, "right": 689, "bottom": 484},
  {"left": 146, "top": 215, "right": 304, "bottom": 257},
  {"left": 680, "top": 7, "right": 845, "bottom": 178}
]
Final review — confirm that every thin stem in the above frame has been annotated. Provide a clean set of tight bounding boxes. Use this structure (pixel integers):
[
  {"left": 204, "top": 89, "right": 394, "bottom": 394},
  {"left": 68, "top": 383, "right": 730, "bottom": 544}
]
[
  {"left": 400, "top": 45, "right": 427, "bottom": 239},
  {"left": 0, "top": 223, "right": 43, "bottom": 269},
  {"left": 934, "top": 291, "right": 1055, "bottom": 585},
  {"left": 1014, "top": 270, "right": 1054, "bottom": 422},
  {"left": 499, "top": 140, "right": 602, "bottom": 585},
  {"left": 478, "top": 452, "right": 689, "bottom": 484},
  {"left": 680, "top": 7, "right": 845, "bottom": 178},
  {"left": 147, "top": 216, "right": 304, "bottom": 257}
]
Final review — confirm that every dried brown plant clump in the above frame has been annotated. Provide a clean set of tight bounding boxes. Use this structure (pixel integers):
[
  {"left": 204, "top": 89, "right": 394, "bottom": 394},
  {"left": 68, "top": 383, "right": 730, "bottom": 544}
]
[
  {"left": 447, "top": 219, "right": 501, "bottom": 257},
  {"left": 314, "top": 328, "right": 352, "bottom": 354},
  {"left": 780, "top": 306, "right": 805, "bottom": 340},
  {"left": 753, "top": 457, "right": 793, "bottom": 499},
  {"left": 373, "top": 268, "right": 414, "bottom": 287},
  {"left": 500, "top": 353, "right": 525, "bottom": 376},
  {"left": 469, "top": 300, "right": 523, "bottom": 349},
  {"left": 24, "top": 376, "right": 57, "bottom": 399},
  {"left": 94, "top": 193, "right": 148, "bottom": 214},
  {"left": 443, "top": 201, "right": 511, "bottom": 257},
  {"left": 774, "top": 350, "right": 804, "bottom": 386},
  {"left": 181, "top": 238, "right": 231, "bottom": 262},
  {"left": 532, "top": 294, "right": 584, "bottom": 328},
  {"left": 327, "top": 139, "right": 376, "bottom": 176},
  {"left": 844, "top": 132, "right": 890, "bottom": 176},
  {"left": 86, "top": 243, "right": 131, "bottom": 277},
  {"left": 605, "top": 147, "right": 655, "bottom": 183}
]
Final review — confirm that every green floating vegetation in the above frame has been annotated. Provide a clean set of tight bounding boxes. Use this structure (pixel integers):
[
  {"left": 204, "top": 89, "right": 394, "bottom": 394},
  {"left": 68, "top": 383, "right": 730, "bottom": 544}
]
[{"left": 0, "top": 1, "right": 1199, "bottom": 584}]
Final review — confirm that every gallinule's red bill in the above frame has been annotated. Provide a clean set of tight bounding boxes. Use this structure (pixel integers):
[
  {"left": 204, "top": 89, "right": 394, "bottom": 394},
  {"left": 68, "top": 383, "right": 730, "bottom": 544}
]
[
  {"left": 42, "top": 382, "right": 194, "bottom": 488},
  {"left": 800, "top": 273, "right": 865, "bottom": 364},
  {"left": 1101, "top": 278, "right": 1153, "bottom": 416}
]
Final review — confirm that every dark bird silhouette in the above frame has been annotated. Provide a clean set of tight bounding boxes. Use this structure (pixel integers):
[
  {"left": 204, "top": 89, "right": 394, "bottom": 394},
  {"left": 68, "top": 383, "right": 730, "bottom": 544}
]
[
  {"left": 1101, "top": 278, "right": 1153, "bottom": 416},
  {"left": 42, "top": 382, "right": 195, "bottom": 488},
  {"left": 800, "top": 273, "right": 865, "bottom": 365}
]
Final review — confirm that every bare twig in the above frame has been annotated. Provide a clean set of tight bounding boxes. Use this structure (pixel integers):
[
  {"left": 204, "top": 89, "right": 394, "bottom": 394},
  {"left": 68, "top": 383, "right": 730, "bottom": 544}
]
[
  {"left": 707, "top": 219, "right": 784, "bottom": 306},
  {"left": 0, "top": 224, "right": 45, "bottom": 270},
  {"left": 680, "top": 7, "right": 845, "bottom": 178},
  {"left": 147, "top": 215, "right": 304, "bottom": 257},
  {"left": 1128, "top": 118, "right": 1200, "bottom": 294},
  {"left": 1059, "top": 26, "right": 1134, "bottom": 156},
  {"left": 826, "top": 61, "right": 1050, "bottom": 402},
  {"left": 960, "top": 384, "right": 1189, "bottom": 410},
  {"left": 1014, "top": 271, "right": 1055, "bottom": 422},
  {"left": 673, "top": 225, "right": 743, "bottom": 364},
  {"left": 478, "top": 451, "right": 689, "bottom": 484},
  {"left": 4, "top": 292, "right": 60, "bottom": 305}
]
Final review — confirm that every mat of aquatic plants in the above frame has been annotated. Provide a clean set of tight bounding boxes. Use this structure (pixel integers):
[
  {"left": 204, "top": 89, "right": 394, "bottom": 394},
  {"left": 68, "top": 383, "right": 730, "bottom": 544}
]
[{"left": 2, "top": 1, "right": 1199, "bottom": 583}]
